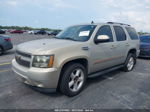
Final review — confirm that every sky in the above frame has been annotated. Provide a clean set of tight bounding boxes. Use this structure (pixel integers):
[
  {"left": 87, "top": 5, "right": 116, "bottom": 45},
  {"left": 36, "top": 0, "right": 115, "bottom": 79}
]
[{"left": 0, "top": 0, "right": 150, "bottom": 32}]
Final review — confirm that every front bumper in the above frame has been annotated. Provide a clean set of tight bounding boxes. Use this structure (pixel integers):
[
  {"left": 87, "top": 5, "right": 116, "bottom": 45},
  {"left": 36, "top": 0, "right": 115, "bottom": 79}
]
[{"left": 12, "top": 59, "right": 61, "bottom": 89}]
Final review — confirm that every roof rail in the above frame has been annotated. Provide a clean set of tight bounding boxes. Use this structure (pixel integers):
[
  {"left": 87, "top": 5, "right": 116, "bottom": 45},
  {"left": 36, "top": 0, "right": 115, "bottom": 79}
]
[{"left": 107, "top": 22, "right": 131, "bottom": 26}]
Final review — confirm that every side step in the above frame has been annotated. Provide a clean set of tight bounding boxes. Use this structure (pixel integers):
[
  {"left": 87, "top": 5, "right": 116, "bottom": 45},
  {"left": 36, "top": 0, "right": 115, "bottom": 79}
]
[{"left": 88, "top": 65, "right": 124, "bottom": 78}]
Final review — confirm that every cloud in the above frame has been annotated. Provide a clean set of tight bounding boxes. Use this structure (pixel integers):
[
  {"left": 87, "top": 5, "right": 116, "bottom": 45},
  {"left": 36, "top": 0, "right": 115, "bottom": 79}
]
[
  {"left": 120, "top": 11, "right": 150, "bottom": 32},
  {"left": 30, "top": 0, "right": 76, "bottom": 11},
  {"left": 1, "top": 0, "right": 75, "bottom": 9},
  {"left": 105, "top": 11, "right": 150, "bottom": 32},
  {"left": 0, "top": 0, "right": 150, "bottom": 32},
  {"left": 5, "top": 0, "right": 18, "bottom": 7},
  {"left": 93, "top": 0, "right": 150, "bottom": 32},
  {"left": 48, "top": 0, "right": 75, "bottom": 8},
  {"left": 100, "top": 0, "right": 150, "bottom": 10}
]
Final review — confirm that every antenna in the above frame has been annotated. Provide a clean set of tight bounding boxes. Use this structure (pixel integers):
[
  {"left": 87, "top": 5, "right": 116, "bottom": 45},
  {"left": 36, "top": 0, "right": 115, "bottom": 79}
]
[{"left": 91, "top": 21, "right": 94, "bottom": 24}]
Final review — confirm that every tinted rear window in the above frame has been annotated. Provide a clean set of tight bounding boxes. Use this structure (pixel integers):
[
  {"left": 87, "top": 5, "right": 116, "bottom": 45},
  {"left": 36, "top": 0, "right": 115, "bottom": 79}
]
[
  {"left": 126, "top": 27, "right": 138, "bottom": 40},
  {"left": 114, "top": 26, "right": 126, "bottom": 41}
]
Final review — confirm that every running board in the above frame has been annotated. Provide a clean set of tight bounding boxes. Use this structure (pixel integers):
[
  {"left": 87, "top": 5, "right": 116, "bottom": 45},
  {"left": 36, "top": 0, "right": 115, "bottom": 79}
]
[{"left": 88, "top": 65, "right": 124, "bottom": 78}]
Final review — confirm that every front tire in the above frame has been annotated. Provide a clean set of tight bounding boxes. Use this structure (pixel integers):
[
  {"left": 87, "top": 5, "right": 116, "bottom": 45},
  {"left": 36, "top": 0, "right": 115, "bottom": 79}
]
[
  {"left": 123, "top": 53, "right": 136, "bottom": 72},
  {"left": 59, "top": 63, "right": 87, "bottom": 97}
]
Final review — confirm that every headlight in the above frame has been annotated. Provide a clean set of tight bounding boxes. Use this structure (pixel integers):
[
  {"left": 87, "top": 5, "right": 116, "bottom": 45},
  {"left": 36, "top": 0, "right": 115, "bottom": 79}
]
[{"left": 32, "top": 55, "right": 54, "bottom": 68}]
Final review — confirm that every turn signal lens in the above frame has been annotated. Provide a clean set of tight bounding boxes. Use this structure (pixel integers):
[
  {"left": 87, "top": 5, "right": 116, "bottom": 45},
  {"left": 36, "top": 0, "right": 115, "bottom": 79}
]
[{"left": 48, "top": 55, "right": 54, "bottom": 68}]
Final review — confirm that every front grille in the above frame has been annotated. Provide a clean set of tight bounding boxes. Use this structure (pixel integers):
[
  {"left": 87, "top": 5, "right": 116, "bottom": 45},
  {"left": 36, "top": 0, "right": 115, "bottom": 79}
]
[
  {"left": 15, "top": 50, "right": 31, "bottom": 67},
  {"left": 16, "top": 50, "right": 31, "bottom": 58}
]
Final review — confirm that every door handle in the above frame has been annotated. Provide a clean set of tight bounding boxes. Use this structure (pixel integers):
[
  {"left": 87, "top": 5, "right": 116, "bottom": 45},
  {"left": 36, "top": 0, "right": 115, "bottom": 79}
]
[
  {"left": 82, "top": 46, "right": 89, "bottom": 50},
  {"left": 110, "top": 45, "right": 116, "bottom": 49},
  {"left": 126, "top": 43, "right": 130, "bottom": 46}
]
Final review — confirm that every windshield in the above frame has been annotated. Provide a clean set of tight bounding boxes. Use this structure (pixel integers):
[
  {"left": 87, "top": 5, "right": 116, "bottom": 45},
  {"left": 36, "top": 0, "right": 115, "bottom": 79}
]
[
  {"left": 140, "top": 36, "right": 150, "bottom": 43},
  {"left": 55, "top": 25, "right": 96, "bottom": 42}
]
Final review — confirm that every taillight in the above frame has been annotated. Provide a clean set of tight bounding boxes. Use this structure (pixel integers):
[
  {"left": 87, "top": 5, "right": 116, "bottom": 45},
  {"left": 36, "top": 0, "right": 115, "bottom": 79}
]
[{"left": 4, "top": 38, "right": 11, "bottom": 41}]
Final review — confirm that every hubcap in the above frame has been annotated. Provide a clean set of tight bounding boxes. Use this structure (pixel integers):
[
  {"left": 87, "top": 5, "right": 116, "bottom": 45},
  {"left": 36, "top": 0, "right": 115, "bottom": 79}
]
[
  {"left": 69, "top": 68, "right": 84, "bottom": 92},
  {"left": 127, "top": 57, "right": 134, "bottom": 71}
]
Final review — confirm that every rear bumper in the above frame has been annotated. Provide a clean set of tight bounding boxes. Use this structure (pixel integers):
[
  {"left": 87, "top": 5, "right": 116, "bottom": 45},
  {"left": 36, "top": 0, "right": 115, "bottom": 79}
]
[{"left": 12, "top": 59, "right": 61, "bottom": 89}]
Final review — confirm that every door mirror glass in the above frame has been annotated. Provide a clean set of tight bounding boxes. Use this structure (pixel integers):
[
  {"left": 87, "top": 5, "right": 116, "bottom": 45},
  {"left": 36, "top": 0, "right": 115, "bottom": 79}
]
[{"left": 95, "top": 35, "right": 110, "bottom": 43}]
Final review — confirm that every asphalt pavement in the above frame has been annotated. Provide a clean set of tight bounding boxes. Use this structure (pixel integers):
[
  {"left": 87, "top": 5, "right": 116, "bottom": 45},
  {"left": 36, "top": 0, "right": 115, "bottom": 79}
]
[{"left": 0, "top": 33, "right": 150, "bottom": 109}]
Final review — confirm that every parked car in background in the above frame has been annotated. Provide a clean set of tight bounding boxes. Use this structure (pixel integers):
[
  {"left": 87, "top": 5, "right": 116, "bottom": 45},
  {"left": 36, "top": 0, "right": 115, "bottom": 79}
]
[
  {"left": 28, "top": 30, "right": 34, "bottom": 34},
  {"left": 46, "top": 31, "right": 53, "bottom": 35},
  {"left": 48, "top": 30, "right": 61, "bottom": 36},
  {"left": 139, "top": 35, "right": 150, "bottom": 58},
  {"left": 0, "top": 29, "right": 6, "bottom": 34},
  {"left": 7, "top": 29, "right": 13, "bottom": 33},
  {"left": 34, "top": 30, "right": 47, "bottom": 35},
  {"left": 10, "top": 30, "right": 24, "bottom": 34},
  {"left": 22, "top": 30, "right": 27, "bottom": 33},
  {"left": 0, "top": 35, "right": 13, "bottom": 55},
  {"left": 33, "top": 30, "right": 39, "bottom": 34}
]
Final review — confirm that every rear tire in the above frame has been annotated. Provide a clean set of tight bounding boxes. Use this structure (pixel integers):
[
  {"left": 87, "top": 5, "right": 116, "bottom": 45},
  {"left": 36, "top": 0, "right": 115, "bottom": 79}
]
[
  {"left": 123, "top": 53, "right": 136, "bottom": 72},
  {"left": 59, "top": 63, "right": 87, "bottom": 97}
]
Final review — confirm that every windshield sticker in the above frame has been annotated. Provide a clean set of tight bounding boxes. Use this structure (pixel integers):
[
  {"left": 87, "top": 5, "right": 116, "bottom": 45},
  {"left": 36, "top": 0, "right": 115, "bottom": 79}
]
[{"left": 79, "top": 31, "right": 90, "bottom": 37}]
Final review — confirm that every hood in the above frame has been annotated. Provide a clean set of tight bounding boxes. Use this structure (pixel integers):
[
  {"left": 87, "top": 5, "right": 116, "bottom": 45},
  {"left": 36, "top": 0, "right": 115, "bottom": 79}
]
[{"left": 16, "top": 38, "right": 82, "bottom": 55}]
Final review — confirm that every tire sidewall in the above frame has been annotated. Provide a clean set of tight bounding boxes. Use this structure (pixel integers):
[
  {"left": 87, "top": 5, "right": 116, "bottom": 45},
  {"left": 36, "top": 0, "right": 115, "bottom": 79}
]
[
  {"left": 60, "top": 63, "right": 87, "bottom": 97},
  {"left": 124, "top": 53, "right": 136, "bottom": 72}
]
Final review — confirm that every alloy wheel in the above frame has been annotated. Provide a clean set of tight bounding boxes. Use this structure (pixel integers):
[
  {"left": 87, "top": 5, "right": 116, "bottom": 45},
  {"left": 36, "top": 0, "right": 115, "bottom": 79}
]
[
  {"left": 68, "top": 68, "right": 84, "bottom": 92},
  {"left": 127, "top": 57, "right": 134, "bottom": 71}
]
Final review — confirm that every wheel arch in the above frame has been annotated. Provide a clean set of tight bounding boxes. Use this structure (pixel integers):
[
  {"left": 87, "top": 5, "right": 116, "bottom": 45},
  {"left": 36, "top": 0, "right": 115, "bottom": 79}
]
[
  {"left": 57, "top": 58, "right": 88, "bottom": 89},
  {"left": 124, "top": 48, "right": 137, "bottom": 65},
  {"left": 128, "top": 48, "right": 137, "bottom": 56}
]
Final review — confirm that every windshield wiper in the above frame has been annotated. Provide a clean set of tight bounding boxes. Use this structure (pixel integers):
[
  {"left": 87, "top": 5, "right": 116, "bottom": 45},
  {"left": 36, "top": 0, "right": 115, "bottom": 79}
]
[
  {"left": 53, "top": 36, "right": 61, "bottom": 39},
  {"left": 54, "top": 36, "right": 77, "bottom": 41},
  {"left": 63, "top": 37, "right": 77, "bottom": 41}
]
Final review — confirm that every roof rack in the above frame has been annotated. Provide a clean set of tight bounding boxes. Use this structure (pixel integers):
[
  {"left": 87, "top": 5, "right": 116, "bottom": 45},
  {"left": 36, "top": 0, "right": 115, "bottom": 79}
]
[{"left": 107, "top": 22, "right": 131, "bottom": 26}]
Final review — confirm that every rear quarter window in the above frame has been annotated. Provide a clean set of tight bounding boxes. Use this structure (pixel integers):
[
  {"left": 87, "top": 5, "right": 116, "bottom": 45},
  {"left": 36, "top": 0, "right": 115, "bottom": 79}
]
[{"left": 126, "top": 27, "right": 139, "bottom": 40}]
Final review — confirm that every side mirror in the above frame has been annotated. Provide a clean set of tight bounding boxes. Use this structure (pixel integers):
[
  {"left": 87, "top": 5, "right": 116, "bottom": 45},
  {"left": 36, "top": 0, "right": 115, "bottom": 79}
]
[{"left": 95, "top": 35, "right": 110, "bottom": 44}]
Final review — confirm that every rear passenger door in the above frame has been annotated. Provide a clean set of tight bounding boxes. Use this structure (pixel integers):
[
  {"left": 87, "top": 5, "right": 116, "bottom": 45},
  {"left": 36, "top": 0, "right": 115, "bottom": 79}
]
[
  {"left": 113, "top": 26, "right": 128, "bottom": 64},
  {"left": 90, "top": 25, "right": 120, "bottom": 73}
]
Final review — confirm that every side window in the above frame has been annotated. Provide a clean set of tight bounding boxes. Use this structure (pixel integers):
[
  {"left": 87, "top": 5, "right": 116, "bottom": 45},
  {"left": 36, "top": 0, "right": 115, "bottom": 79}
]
[
  {"left": 126, "top": 27, "right": 139, "bottom": 40},
  {"left": 96, "top": 25, "right": 113, "bottom": 42},
  {"left": 114, "top": 26, "right": 126, "bottom": 41}
]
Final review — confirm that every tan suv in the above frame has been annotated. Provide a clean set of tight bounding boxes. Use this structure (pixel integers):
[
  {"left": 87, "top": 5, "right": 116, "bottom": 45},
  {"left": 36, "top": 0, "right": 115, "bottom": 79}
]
[{"left": 12, "top": 22, "right": 140, "bottom": 96}]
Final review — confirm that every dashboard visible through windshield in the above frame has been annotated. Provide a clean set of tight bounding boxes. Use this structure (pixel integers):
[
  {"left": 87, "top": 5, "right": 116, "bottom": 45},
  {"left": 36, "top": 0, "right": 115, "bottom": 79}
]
[{"left": 55, "top": 25, "right": 96, "bottom": 42}]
